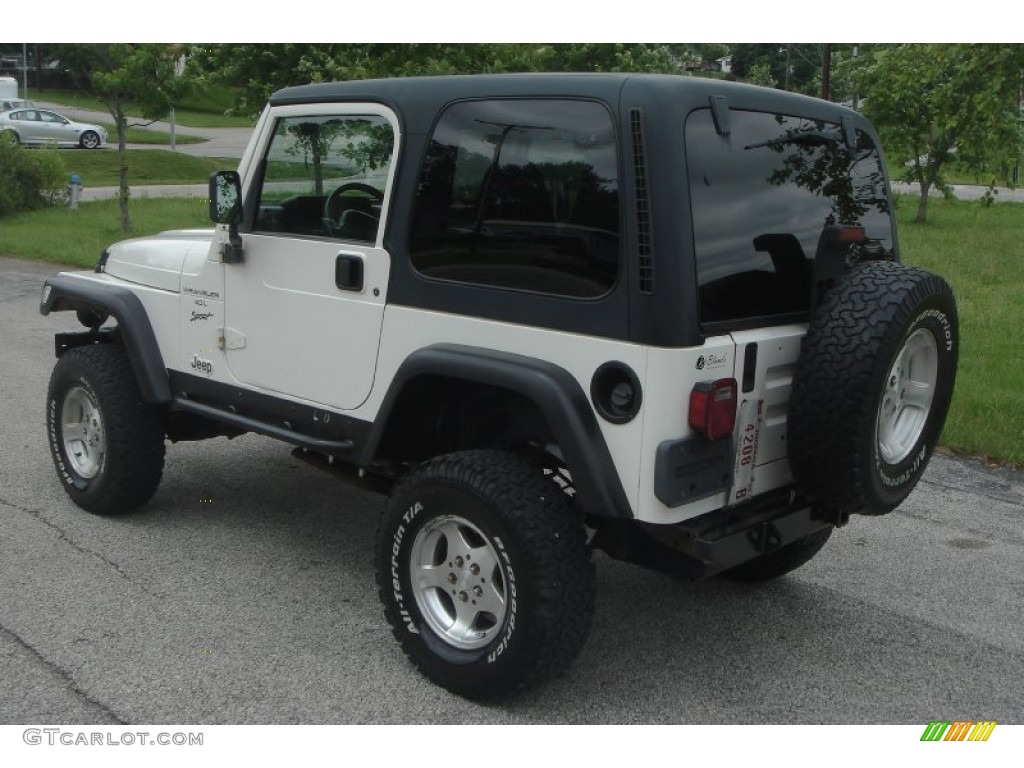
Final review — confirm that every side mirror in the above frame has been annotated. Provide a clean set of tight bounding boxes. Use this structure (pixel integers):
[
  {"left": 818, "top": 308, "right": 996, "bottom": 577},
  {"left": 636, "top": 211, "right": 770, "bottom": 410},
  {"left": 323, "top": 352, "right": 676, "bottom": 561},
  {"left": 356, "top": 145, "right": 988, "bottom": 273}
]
[
  {"left": 209, "top": 171, "right": 244, "bottom": 264},
  {"left": 209, "top": 170, "right": 242, "bottom": 225}
]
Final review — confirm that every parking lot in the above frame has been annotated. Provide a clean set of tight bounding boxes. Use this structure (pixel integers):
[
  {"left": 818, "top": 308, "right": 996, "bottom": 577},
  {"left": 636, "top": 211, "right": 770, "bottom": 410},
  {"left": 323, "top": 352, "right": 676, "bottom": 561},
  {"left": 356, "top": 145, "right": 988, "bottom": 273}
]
[{"left": 1, "top": 254, "right": 1022, "bottom": 724}]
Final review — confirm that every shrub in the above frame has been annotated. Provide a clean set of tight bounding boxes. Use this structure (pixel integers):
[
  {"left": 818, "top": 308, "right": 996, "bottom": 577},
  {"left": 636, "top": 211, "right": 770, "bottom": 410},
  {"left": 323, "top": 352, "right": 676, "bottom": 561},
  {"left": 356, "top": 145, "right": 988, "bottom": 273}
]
[{"left": 0, "top": 142, "right": 69, "bottom": 216}]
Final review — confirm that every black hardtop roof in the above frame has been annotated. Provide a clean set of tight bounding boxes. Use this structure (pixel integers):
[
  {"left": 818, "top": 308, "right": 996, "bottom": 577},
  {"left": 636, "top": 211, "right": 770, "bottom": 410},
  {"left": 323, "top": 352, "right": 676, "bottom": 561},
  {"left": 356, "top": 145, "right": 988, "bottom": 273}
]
[
  {"left": 270, "top": 73, "right": 861, "bottom": 133},
  {"left": 273, "top": 72, "right": 633, "bottom": 103}
]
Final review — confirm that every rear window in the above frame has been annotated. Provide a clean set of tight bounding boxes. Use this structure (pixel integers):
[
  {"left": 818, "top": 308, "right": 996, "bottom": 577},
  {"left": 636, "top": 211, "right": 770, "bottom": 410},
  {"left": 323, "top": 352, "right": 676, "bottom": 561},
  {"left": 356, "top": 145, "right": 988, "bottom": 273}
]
[{"left": 686, "top": 108, "right": 893, "bottom": 325}]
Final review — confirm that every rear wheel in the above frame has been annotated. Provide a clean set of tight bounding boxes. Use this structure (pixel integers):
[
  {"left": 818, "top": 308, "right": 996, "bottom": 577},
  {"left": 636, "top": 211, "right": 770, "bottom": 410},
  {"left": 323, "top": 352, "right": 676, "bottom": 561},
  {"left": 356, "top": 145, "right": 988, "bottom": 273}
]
[
  {"left": 46, "top": 344, "right": 166, "bottom": 514},
  {"left": 1, "top": 130, "right": 17, "bottom": 146},
  {"left": 375, "top": 450, "right": 594, "bottom": 699}
]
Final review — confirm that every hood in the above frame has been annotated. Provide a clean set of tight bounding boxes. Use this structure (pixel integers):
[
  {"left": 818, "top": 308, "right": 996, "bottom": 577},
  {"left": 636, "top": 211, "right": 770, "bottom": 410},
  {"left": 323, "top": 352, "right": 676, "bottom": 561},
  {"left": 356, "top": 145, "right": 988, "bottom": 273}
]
[{"left": 104, "top": 229, "right": 214, "bottom": 292}]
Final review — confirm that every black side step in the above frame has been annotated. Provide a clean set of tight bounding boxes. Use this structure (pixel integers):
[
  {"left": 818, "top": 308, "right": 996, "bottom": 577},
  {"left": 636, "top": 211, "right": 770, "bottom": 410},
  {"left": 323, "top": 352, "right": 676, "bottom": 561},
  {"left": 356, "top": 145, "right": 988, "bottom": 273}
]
[
  {"left": 174, "top": 397, "right": 355, "bottom": 455},
  {"left": 290, "top": 447, "right": 393, "bottom": 496}
]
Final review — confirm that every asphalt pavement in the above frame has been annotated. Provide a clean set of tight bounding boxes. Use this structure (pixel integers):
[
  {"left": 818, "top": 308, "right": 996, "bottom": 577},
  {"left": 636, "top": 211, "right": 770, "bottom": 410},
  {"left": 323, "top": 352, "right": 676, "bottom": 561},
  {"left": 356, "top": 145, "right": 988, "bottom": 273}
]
[{"left": 1, "top": 255, "right": 1022, "bottom": 724}]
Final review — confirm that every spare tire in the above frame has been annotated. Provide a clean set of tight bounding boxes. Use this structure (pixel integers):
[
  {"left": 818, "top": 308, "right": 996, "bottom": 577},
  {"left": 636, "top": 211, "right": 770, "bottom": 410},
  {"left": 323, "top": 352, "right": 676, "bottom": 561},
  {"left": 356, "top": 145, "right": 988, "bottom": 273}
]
[{"left": 788, "top": 260, "right": 958, "bottom": 516}]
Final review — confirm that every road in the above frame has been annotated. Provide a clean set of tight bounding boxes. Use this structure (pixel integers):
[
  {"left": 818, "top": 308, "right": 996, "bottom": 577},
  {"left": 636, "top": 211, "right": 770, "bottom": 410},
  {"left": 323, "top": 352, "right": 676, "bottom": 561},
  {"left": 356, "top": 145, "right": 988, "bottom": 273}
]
[
  {"left": 34, "top": 101, "right": 254, "bottom": 159},
  {"left": 890, "top": 181, "right": 1024, "bottom": 203},
  {"left": 1, "top": 255, "right": 1022, "bottom": 724}
]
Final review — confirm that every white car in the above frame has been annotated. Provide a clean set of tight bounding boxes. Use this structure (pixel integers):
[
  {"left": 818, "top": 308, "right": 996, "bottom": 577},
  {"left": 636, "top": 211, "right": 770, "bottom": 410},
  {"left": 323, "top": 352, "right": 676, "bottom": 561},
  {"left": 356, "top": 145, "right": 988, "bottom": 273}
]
[{"left": 0, "top": 107, "right": 107, "bottom": 149}]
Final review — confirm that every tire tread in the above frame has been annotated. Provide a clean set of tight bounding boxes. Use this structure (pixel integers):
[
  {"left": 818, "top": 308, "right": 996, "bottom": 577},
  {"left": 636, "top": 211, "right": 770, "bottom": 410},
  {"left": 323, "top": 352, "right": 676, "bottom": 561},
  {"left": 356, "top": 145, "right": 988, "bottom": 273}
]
[
  {"left": 788, "top": 260, "right": 957, "bottom": 515},
  {"left": 47, "top": 343, "right": 166, "bottom": 515},
  {"left": 375, "top": 449, "right": 594, "bottom": 699}
]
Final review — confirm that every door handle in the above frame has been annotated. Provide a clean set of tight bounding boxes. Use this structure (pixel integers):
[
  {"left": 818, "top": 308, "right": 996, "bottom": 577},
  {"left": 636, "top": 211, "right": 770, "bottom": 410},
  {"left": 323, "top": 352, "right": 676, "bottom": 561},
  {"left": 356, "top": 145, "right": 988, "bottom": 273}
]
[{"left": 335, "top": 254, "right": 364, "bottom": 292}]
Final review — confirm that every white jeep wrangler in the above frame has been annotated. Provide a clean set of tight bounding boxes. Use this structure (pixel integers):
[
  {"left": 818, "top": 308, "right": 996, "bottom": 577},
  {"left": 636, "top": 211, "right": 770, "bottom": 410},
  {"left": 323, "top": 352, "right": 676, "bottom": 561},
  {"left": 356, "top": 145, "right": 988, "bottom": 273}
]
[{"left": 40, "top": 74, "right": 959, "bottom": 699}]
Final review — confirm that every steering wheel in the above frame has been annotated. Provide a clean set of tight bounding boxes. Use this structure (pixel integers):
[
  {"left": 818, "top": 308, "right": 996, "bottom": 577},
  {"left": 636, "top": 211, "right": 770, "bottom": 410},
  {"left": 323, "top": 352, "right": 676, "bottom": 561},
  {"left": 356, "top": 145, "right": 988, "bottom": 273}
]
[{"left": 323, "top": 182, "right": 385, "bottom": 238}]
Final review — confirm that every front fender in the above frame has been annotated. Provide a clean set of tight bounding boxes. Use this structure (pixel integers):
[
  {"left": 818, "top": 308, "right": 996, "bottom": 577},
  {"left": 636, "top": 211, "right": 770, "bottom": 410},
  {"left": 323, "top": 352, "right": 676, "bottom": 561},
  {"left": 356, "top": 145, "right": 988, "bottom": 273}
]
[{"left": 40, "top": 275, "right": 172, "bottom": 404}]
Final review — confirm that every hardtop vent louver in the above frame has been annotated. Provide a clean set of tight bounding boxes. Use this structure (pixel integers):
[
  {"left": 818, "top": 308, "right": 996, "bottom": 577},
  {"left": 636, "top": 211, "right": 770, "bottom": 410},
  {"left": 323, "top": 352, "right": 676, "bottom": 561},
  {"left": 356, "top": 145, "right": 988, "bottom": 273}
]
[{"left": 630, "top": 108, "right": 654, "bottom": 294}]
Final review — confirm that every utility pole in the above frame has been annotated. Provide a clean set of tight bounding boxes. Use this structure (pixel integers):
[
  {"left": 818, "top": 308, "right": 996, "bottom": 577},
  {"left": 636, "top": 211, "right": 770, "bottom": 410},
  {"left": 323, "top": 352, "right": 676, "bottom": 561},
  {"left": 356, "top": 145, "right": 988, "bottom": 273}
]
[
  {"left": 852, "top": 44, "right": 860, "bottom": 110},
  {"left": 21, "top": 42, "right": 28, "bottom": 100},
  {"left": 821, "top": 43, "right": 832, "bottom": 101}
]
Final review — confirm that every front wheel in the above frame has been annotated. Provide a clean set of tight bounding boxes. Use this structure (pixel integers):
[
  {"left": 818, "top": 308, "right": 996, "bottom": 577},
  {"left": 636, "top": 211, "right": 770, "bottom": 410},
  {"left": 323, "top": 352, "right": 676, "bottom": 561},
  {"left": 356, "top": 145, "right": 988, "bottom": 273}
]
[
  {"left": 46, "top": 344, "right": 166, "bottom": 514},
  {"left": 375, "top": 450, "right": 594, "bottom": 699},
  {"left": 1, "top": 130, "right": 18, "bottom": 146},
  {"left": 79, "top": 130, "right": 101, "bottom": 149}
]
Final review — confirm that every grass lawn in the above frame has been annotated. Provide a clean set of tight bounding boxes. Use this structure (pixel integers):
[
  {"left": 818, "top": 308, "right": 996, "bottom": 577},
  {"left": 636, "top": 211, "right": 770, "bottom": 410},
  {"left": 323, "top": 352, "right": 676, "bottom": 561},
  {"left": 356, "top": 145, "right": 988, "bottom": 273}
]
[
  {"left": 895, "top": 196, "right": 1023, "bottom": 467},
  {"left": 887, "top": 159, "right": 1021, "bottom": 188},
  {"left": 0, "top": 194, "right": 1019, "bottom": 466},
  {"left": 96, "top": 123, "right": 206, "bottom": 145},
  {"left": 32, "top": 86, "right": 255, "bottom": 129},
  {"left": 57, "top": 149, "right": 237, "bottom": 186},
  {"left": 0, "top": 198, "right": 211, "bottom": 266}
]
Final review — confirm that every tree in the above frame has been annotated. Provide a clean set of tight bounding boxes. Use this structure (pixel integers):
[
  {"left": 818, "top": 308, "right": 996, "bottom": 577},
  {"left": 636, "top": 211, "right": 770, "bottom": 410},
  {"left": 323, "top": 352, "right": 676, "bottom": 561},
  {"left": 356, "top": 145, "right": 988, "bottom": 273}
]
[
  {"left": 746, "top": 62, "right": 777, "bottom": 89},
  {"left": 858, "top": 44, "right": 1024, "bottom": 222},
  {"left": 52, "top": 44, "right": 198, "bottom": 232},
  {"left": 731, "top": 44, "right": 821, "bottom": 94},
  {"left": 195, "top": 44, "right": 688, "bottom": 118},
  {"left": 0, "top": 143, "right": 66, "bottom": 217}
]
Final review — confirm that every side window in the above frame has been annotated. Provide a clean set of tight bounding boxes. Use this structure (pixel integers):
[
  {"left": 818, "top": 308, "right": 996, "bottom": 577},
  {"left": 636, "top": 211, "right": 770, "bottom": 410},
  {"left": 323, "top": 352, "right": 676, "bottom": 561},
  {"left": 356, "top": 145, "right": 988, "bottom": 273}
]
[
  {"left": 411, "top": 99, "right": 620, "bottom": 298},
  {"left": 253, "top": 114, "right": 394, "bottom": 243}
]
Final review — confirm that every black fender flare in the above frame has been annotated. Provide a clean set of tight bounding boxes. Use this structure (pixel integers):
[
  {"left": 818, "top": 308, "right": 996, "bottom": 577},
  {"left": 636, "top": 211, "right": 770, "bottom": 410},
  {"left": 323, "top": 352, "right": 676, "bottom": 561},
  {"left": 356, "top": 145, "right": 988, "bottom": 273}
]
[
  {"left": 40, "top": 275, "right": 172, "bottom": 404},
  {"left": 363, "top": 344, "right": 633, "bottom": 519}
]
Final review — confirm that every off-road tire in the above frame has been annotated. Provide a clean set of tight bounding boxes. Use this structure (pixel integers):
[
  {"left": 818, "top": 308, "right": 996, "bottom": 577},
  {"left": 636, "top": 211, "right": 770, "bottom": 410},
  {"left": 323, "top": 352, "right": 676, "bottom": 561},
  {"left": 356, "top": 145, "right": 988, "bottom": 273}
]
[
  {"left": 375, "top": 449, "right": 594, "bottom": 700},
  {"left": 788, "top": 260, "right": 958, "bottom": 516},
  {"left": 723, "top": 527, "right": 833, "bottom": 583},
  {"left": 46, "top": 343, "right": 166, "bottom": 515}
]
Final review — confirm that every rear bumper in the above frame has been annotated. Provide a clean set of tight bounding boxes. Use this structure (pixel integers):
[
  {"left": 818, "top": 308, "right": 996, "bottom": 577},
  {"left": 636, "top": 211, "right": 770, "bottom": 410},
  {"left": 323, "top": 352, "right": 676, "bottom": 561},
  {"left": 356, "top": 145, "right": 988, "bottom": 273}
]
[
  {"left": 595, "top": 489, "right": 833, "bottom": 580},
  {"left": 678, "top": 502, "right": 830, "bottom": 573}
]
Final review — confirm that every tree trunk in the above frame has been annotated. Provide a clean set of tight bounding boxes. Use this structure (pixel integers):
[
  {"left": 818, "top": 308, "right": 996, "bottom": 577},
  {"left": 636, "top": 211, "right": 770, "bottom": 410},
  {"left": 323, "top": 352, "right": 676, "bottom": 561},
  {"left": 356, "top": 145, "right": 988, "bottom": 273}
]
[
  {"left": 116, "top": 101, "right": 132, "bottom": 233},
  {"left": 916, "top": 181, "right": 930, "bottom": 223},
  {"left": 312, "top": 140, "right": 324, "bottom": 196}
]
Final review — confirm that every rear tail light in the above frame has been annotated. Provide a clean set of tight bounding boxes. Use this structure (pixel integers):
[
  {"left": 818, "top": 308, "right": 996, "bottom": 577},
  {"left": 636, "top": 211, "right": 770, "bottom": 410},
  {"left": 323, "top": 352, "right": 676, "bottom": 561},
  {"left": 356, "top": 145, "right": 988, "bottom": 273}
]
[
  {"left": 689, "top": 378, "right": 738, "bottom": 441},
  {"left": 838, "top": 225, "right": 866, "bottom": 242}
]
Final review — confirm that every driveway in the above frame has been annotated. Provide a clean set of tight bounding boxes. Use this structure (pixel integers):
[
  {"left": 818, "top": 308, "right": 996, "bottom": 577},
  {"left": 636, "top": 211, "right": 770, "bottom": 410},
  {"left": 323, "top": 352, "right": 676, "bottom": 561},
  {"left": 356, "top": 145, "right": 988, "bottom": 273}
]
[{"left": 1, "top": 254, "right": 1023, "bottom": 724}]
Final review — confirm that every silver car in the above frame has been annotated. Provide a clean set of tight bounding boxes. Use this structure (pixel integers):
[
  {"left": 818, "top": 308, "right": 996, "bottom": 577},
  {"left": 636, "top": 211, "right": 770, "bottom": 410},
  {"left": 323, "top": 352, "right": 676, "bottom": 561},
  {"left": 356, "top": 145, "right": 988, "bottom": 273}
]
[
  {"left": 0, "top": 108, "right": 107, "bottom": 149},
  {"left": 0, "top": 98, "right": 35, "bottom": 111}
]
